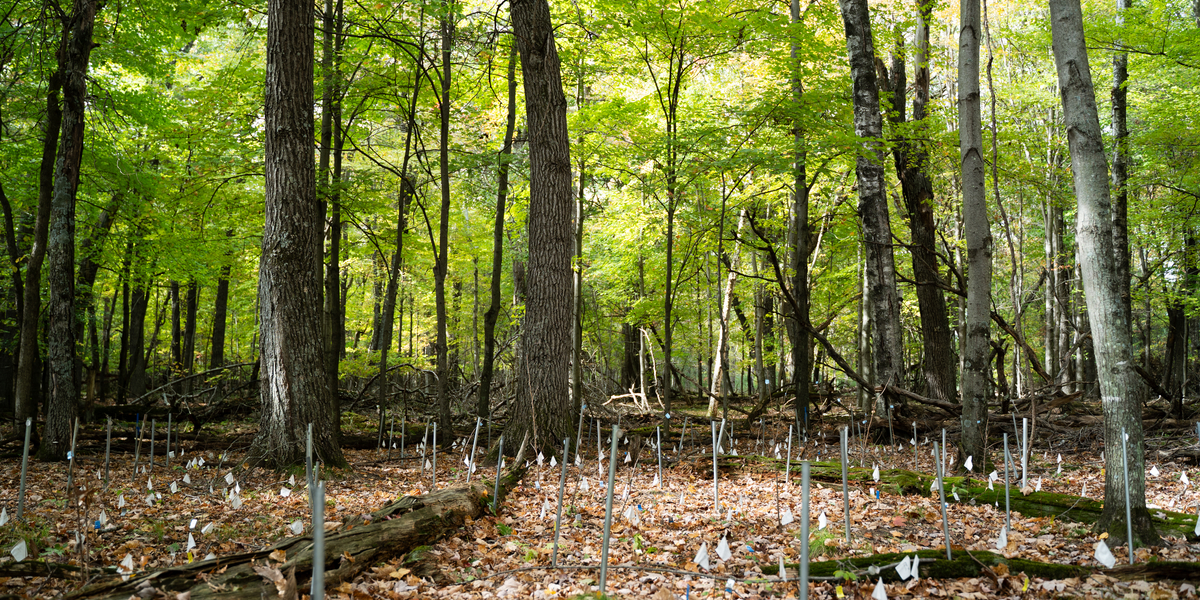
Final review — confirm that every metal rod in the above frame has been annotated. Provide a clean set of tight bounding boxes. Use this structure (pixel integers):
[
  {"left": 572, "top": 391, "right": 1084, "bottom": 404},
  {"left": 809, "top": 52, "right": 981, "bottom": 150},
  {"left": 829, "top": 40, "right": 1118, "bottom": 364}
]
[
  {"left": 166, "top": 412, "right": 172, "bottom": 469},
  {"left": 420, "top": 422, "right": 429, "bottom": 478},
  {"left": 307, "top": 423, "right": 314, "bottom": 514},
  {"left": 492, "top": 435, "right": 504, "bottom": 513},
  {"left": 132, "top": 414, "right": 141, "bottom": 475},
  {"left": 551, "top": 438, "right": 570, "bottom": 567},
  {"left": 1003, "top": 433, "right": 1011, "bottom": 530},
  {"left": 680, "top": 416, "right": 690, "bottom": 454},
  {"left": 598, "top": 425, "right": 621, "bottom": 594},
  {"left": 913, "top": 422, "right": 918, "bottom": 471},
  {"left": 16, "top": 418, "right": 31, "bottom": 521},
  {"left": 840, "top": 426, "right": 851, "bottom": 545},
  {"left": 934, "top": 441, "right": 952, "bottom": 559},
  {"left": 656, "top": 426, "right": 663, "bottom": 489},
  {"left": 431, "top": 421, "right": 438, "bottom": 489},
  {"left": 104, "top": 417, "right": 112, "bottom": 488},
  {"left": 148, "top": 419, "right": 156, "bottom": 471},
  {"left": 712, "top": 421, "right": 720, "bottom": 516},
  {"left": 466, "top": 418, "right": 481, "bottom": 483},
  {"left": 800, "top": 460, "right": 810, "bottom": 600},
  {"left": 400, "top": 411, "right": 406, "bottom": 459},
  {"left": 387, "top": 415, "right": 395, "bottom": 461},
  {"left": 1021, "top": 417, "right": 1029, "bottom": 489},
  {"left": 784, "top": 424, "right": 793, "bottom": 486},
  {"left": 575, "top": 402, "right": 587, "bottom": 464},
  {"left": 311, "top": 480, "right": 325, "bottom": 599},
  {"left": 1122, "top": 428, "right": 1134, "bottom": 564},
  {"left": 65, "top": 418, "right": 79, "bottom": 499}
]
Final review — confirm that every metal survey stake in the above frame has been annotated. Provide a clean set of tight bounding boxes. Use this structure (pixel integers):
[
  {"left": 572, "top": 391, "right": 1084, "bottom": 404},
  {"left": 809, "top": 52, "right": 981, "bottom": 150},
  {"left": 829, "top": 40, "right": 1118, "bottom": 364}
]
[
  {"left": 466, "top": 418, "right": 481, "bottom": 483},
  {"left": 420, "top": 422, "right": 429, "bottom": 477},
  {"left": 575, "top": 403, "right": 587, "bottom": 464},
  {"left": 387, "top": 415, "right": 395, "bottom": 461},
  {"left": 148, "top": 419, "right": 156, "bottom": 471},
  {"left": 400, "top": 411, "right": 406, "bottom": 459},
  {"left": 712, "top": 422, "right": 720, "bottom": 516},
  {"left": 656, "top": 426, "right": 663, "bottom": 489},
  {"left": 913, "top": 422, "right": 918, "bottom": 471},
  {"left": 104, "top": 417, "right": 112, "bottom": 488},
  {"left": 1003, "top": 433, "right": 1011, "bottom": 530},
  {"left": 598, "top": 425, "right": 621, "bottom": 594},
  {"left": 65, "top": 418, "right": 80, "bottom": 499},
  {"left": 431, "top": 421, "right": 438, "bottom": 489},
  {"left": 785, "top": 424, "right": 793, "bottom": 486},
  {"left": 934, "top": 441, "right": 952, "bottom": 559},
  {"left": 717, "top": 417, "right": 727, "bottom": 453},
  {"left": 1021, "top": 417, "right": 1029, "bottom": 489},
  {"left": 596, "top": 420, "right": 602, "bottom": 475},
  {"left": 492, "top": 435, "right": 504, "bottom": 513},
  {"left": 680, "top": 416, "right": 690, "bottom": 453},
  {"left": 552, "top": 438, "right": 570, "bottom": 567},
  {"left": 132, "top": 414, "right": 142, "bottom": 475},
  {"left": 307, "top": 423, "right": 314, "bottom": 513},
  {"left": 311, "top": 480, "right": 325, "bottom": 599},
  {"left": 1121, "top": 428, "right": 1134, "bottom": 564},
  {"left": 840, "top": 426, "right": 851, "bottom": 544},
  {"left": 800, "top": 461, "right": 811, "bottom": 600},
  {"left": 166, "top": 412, "right": 172, "bottom": 469},
  {"left": 941, "top": 428, "right": 947, "bottom": 475},
  {"left": 16, "top": 418, "right": 31, "bottom": 521}
]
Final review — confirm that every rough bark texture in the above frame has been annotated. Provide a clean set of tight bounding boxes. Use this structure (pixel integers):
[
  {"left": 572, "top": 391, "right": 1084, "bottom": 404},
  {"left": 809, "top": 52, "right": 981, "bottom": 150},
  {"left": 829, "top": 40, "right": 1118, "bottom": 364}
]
[
  {"left": 478, "top": 43, "right": 517, "bottom": 419},
  {"left": 209, "top": 239, "right": 232, "bottom": 370},
  {"left": 837, "top": 0, "right": 904, "bottom": 401},
  {"left": 252, "top": 0, "right": 345, "bottom": 468},
  {"left": 43, "top": 0, "right": 98, "bottom": 461},
  {"left": 434, "top": 1, "right": 454, "bottom": 433},
  {"left": 1049, "top": 0, "right": 1157, "bottom": 546},
  {"left": 789, "top": 0, "right": 811, "bottom": 431},
  {"left": 958, "top": 0, "right": 991, "bottom": 472},
  {"left": 1111, "top": 0, "right": 1132, "bottom": 324},
  {"left": 64, "top": 468, "right": 526, "bottom": 600},
  {"left": 506, "top": 0, "right": 574, "bottom": 454}
]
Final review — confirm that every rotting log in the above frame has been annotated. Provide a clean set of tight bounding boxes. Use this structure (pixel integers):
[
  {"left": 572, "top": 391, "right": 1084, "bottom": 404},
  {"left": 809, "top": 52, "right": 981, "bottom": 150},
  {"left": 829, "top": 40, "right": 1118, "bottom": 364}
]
[
  {"left": 710, "top": 455, "right": 1198, "bottom": 538},
  {"left": 760, "top": 549, "right": 1200, "bottom": 583},
  {"left": 63, "top": 466, "right": 527, "bottom": 600}
]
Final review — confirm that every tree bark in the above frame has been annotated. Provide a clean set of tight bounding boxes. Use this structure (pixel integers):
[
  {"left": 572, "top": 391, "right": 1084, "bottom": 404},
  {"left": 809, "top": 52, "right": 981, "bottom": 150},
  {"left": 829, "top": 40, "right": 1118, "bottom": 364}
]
[
  {"left": 14, "top": 53, "right": 63, "bottom": 433},
  {"left": 477, "top": 42, "right": 518, "bottom": 420},
  {"left": 506, "top": 0, "right": 574, "bottom": 455},
  {"left": 433, "top": 0, "right": 455, "bottom": 433},
  {"left": 1049, "top": 0, "right": 1157, "bottom": 546},
  {"left": 209, "top": 234, "right": 232, "bottom": 370},
  {"left": 788, "top": 0, "right": 811, "bottom": 428},
  {"left": 252, "top": 0, "right": 346, "bottom": 468},
  {"left": 1111, "top": 0, "right": 1132, "bottom": 325},
  {"left": 43, "top": 0, "right": 99, "bottom": 461},
  {"left": 958, "top": 0, "right": 991, "bottom": 471},
  {"left": 837, "top": 0, "right": 904, "bottom": 404}
]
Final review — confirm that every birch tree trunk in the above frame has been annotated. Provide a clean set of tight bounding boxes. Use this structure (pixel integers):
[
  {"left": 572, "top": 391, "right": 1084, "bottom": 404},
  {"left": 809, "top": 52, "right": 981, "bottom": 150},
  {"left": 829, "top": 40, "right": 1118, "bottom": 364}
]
[
  {"left": 958, "top": 0, "right": 991, "bottom": 470},
  {"left": 1048, "top": 0, "right": 1158, "bottom": 546},
  {"left": 708, "top": 210, "right": 747, "bottom": 417},
  {"left": 837, "top": 0, "right": 904, "bottom": 403}
]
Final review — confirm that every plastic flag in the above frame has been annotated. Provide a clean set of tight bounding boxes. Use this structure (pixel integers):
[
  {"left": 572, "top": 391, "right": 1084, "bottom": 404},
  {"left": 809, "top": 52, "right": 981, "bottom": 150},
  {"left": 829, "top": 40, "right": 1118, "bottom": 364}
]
[{"left": 716, "top": 536, "right": 732, "bottom": 561}]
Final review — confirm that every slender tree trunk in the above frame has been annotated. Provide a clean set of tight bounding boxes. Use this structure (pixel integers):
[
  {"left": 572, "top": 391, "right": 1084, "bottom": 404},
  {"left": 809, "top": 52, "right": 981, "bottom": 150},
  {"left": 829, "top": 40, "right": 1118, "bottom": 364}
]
[
  {"left": 73, "top": 196, "right": 118, "bottom": 402},
  {"left": 786, "top": 0, "right": 811, "bottom": 426},
  {"left": 1, "top": 185, "right": 22, "bottom": 412},
  {"left": 477, "top": 43, "right": 518, "bottom": 420},
  {"left": 433, "top": 0, "right": 455, "bottom": 433},
  {"left": 708, "top": 210, "right": 746, "bottom": 417},
  {"left": 506, "top": 0, "right": 574, "bottom": 455},
  {"left": 43, "top": 0, "right": 99, "bottom": 461},
  {"left": 14, "top": 58, "right": 63, "bottom": 433},
  {"left": 252, "top": 0, "right": 346, "bottom": 468},
  {"left": 1111, "top": 0, "right": 1132, "bottom": 324},
  {"left": 209, "top": 235, "right": 232, "bottom": 369},
  {"left": 958, "top": 0, "right": 991, "bottom": 469},
  {"left": 319, "top": 0, "right": 345, "bottom": 433},
  {"left": 170, "top": 281, "right": 182, "bottom": 369},
  {"left": 1049, "top": 0, "right": 1157, "bottom": 546},
  {"left": 837, "top": 0, "right": 904, "bottom": 402}
]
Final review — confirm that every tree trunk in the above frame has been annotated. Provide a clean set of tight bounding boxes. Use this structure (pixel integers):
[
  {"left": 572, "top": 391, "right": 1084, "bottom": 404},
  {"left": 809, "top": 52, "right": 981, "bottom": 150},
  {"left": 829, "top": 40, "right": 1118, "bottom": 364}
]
[
  {"left": 209, "top": 239, "right": 232, "bottom": 370},
  {"left": 1111, "top": 0, "right": 1132, "bottom": 325},
  {"left": 1163, "top": 302, "right": 1186, "bottom": 412},
  {"left": 958, "top": 0, "right": 991, "bottom": 471},
  {"left": 433, "top": 0, "right": 454, "bottom": 433},
  {"left": 43, "top": 0, "right": 99, "bottom": 462},
  {"left": 506, "top": 0, "right": 574, "bottom": 455},
  {"left": 170, "top": 281, "right": 182, "bottom": 369},
  {"left": 707, "top": 210, "right": 746, "bottom": 417},
  {"left": 252, "top": 0, "right": 345, "bottom": 468},
  {"left": 788, "top": 0, "right": 811, "bottom": 428},
  {"left": 73, "top": 196, "right": 119, "bottom": 402},
  {"left": 0, "top": 185, "right": 21, "bottom": 413},
  {"left": 837, "top": 0, "right": 904, "bottom": 403},
  {"left": 477, "top": 42, "right": 518, "bottom": 419},
  {"left": 14, "top": 57, "right": 63, "bottom": 433},
  {"left": 126, "top": 279, "right": 149, "bottom": 399},
  {"left": 1049, "top": 0, "right": 1157, "bottom": 546}
]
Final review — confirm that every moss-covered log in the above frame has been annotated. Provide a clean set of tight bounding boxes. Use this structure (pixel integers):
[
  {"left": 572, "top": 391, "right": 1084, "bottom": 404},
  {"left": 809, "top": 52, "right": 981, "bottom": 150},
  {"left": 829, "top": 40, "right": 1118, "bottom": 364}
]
[
  {"left": 712, "top": 455, "right": 1198, "bottom": 538},
  {"left": 63, "top": 466, "right": 526, "bottom": 600},
  {"left": 759, "top": 549, "right": 1200, "bottom": 583}
]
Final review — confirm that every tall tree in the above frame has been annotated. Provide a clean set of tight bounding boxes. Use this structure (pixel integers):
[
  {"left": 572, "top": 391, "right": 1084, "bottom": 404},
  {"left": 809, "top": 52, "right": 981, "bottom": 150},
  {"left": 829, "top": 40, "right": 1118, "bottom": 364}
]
[
  {"left": 837, "top": 0, "right": 903, "bottom": 405},
  {"left": 42, "top": 0, "right": 100, "bottom": 461},
  {"left": 477, "top": 42, "right": 518, "bottom": 420},
  {"left": 433, "top": 0, "right": 455, "bottom": 432},
  {"left": 1049, "top": 0, "right": 1157, "bottom": 546},
  {"left": 1111, "top": 0, "right": 1132, "bottom": 325},
  {"left": 505, "top": 0, "right": 573, "bottom": 454},
  {"left": 788, "top": 0, "right": 811, "bottom": 431},
  {"left": 958, "top": 0, "right": 991, "bottom": 469},
  {"left": 251, "top": 0, "right": 346, "bottom": 468}
]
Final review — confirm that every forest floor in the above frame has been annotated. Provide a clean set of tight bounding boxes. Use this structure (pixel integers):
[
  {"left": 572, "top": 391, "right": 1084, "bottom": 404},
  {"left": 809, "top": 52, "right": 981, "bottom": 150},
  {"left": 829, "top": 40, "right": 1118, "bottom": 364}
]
[{"left": 1, "top": 404, "right": 1200, "bottom": 599}]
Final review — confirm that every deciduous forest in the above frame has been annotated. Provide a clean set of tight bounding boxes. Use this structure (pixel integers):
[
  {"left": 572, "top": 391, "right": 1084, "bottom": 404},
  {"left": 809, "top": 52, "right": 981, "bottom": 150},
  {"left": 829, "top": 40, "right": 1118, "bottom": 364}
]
[{"left": 2, "top": 0, "right": 1200, "bottom": 597}]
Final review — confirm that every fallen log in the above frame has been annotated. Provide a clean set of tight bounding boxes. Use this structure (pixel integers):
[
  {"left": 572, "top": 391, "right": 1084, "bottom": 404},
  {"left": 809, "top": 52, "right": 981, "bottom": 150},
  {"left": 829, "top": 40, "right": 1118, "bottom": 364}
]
[
  {"left": 760, "top": 548, "right": 1200, "bottom": 583},
  {"left": 64, "top": 466, "right": 527, "bottom": 600},
  {"left": 710, "top": 456, "right": 1198, "bottom": 538}
]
